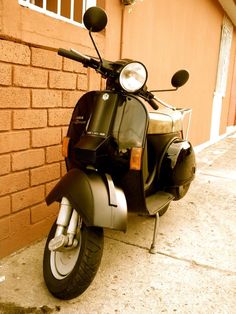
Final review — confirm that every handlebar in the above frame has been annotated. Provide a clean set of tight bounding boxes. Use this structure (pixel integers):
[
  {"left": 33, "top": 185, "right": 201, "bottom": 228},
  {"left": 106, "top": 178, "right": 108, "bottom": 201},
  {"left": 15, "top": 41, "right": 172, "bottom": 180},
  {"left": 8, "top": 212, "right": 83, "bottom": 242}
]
[
  {"left": 58, "top": 48, "right": 100, "bottom": 70},
  {"left": 58, "top": 48, "right": 173, "bottom": 112},
  {"left": 58, "top": 48, "right": 88, "bottom": 63}
]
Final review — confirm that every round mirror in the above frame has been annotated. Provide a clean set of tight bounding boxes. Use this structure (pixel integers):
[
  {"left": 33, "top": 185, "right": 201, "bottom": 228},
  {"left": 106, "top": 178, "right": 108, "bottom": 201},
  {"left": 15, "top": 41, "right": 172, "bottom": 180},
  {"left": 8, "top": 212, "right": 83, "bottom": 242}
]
[
  {"left": 83, "top": 7, "right": 107, "bottom": 32},
  {"left": 171, "top": 70, "right": 189, "bottom": 88}
]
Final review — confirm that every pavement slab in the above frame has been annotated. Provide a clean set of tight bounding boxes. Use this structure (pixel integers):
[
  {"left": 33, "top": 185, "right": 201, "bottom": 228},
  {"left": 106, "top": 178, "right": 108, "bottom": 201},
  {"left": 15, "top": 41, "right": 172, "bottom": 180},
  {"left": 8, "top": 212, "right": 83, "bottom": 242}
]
[{"left": 0, "top": 237, "right": 235, "bottom": 314}]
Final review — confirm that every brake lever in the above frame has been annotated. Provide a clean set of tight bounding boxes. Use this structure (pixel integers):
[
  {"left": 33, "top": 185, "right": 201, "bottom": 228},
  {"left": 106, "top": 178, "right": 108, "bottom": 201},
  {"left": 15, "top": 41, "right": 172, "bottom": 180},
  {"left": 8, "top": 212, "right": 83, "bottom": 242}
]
[{"left": 139, "top": 90, "right": 159, "bottom": 110}]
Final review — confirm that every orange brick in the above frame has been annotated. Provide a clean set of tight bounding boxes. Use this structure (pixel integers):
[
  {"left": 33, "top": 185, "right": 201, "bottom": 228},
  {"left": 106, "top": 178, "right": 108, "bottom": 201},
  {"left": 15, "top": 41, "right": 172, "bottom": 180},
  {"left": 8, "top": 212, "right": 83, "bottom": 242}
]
[
  {"left": 0, "top": 110, "right": 11, "bottom": 131},
  {"left": 28, "top": 216, "right": 57, "bottom": 245},
  {"left": 32, "top": 89, "right": 62, "bottom": 108},
  {"left": 62, "top": 126, "right": 69, "bottom": 138},
  {"left": 63, "top": 57, "right": 87, "bottom": 74},
  {"left": 88, "top": 68, "right": 101, "bottom": 90},
  {"left": 13, "top": 66, "right": 48, "bottom": 88},
  {"left": 0, "top": 40, "right": 30, "bottom": 65},
  {"left": 61, "top": 161, "right": 67, "bottom": 176},
  {"left": 0, "top": 63, "right": 12, "bottom": 86},
  {"left": 0, "top": 155, "right": 10, "bottom": 175},
  {"left": 10, "top": 209, "right": 30, "bottom": 234},
  {"left": 31, "top": 127, "right": 61, "bottom": 147},
  {"left": 49, "top": 71, "right": 76, "bottom": 89},
  {"left": 48, "top": 108, "right": 73, "bottom": 126},
  {"left": 0, "top": 196, "right": 11, "bottom": 218},
  {"left": 0, "top": 87, "right": 30, "bottom": 108},
  {"left": 0, "top": 210, "right": 35, "bottom": 258},
  {"left": 0, "top": 222, "right": 31, "bottom": 258},
  {"left": 46, "top": 179, "right": 60, "bottom": 196},
  {"left": 31, "top": 201, "right": 59, "bottom": 224},
  {"left": 12, "top": 149, "right": 45, "bottom": 171},
  {"left": 13, "top": 109, "right": 47, "bottom": 129},
  {"left": 0, "top": 131, "right": 30, "bottom": 154},
  {"left": 77, "top": 73, "right": 88, "bottom": 91},
  {"left": 0, "top": 171, "right": 29, "bottom": 197},
  {"left": 0, "top": 216, "right": 10, "bottom": 241},
  {"left": 29, "top": 213, "right": 57, "bottom": 243},
  {"left": 62, "top": 90, "right": 84, "bottom": 107},
  {"left": 46, "top": 144, "right": 63, "bottom": 163},
  {"left": 12, "top": 185, "right": 45, "bottom": 212},
  {"left": 31, "top": 47, "right": 62, "bottom": 70},
  {"left": 31, "top": 163, "right": 60, "bottom": 186}
]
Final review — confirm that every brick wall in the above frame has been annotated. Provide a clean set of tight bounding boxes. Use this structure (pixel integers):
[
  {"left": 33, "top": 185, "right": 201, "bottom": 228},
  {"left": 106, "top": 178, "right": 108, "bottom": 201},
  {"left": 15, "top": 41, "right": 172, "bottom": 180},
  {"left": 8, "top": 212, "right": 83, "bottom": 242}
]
[{"left": 0, "top": 38, "right": 96, "bottom": 258}]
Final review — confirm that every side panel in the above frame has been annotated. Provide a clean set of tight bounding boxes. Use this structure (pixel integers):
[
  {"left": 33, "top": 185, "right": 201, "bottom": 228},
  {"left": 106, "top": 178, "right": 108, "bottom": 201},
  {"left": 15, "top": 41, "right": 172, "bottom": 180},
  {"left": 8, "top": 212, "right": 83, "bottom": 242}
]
[
  {"left": 147, "top": 132, "right": 181, "bottom": 171},
  {"left": 160, "top": 139, "right": 196, "bottom": 188},
  {"left": 46, "top": 168, "right": 127, "bottom": 231}
]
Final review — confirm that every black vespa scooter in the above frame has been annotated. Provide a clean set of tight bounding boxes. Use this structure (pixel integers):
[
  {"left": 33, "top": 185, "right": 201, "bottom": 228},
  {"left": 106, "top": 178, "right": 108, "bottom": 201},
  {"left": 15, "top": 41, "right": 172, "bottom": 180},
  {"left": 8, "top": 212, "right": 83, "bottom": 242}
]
[{"left": 43, "top": 7, "right": 196, "bottom": 300}]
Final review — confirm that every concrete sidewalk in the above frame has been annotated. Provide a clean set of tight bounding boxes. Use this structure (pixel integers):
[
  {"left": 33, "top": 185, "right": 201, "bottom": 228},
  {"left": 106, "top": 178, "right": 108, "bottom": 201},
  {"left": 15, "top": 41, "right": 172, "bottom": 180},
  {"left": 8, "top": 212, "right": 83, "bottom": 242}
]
[{"left": 0, "top": 133, "right": 236, "bottom": 314}]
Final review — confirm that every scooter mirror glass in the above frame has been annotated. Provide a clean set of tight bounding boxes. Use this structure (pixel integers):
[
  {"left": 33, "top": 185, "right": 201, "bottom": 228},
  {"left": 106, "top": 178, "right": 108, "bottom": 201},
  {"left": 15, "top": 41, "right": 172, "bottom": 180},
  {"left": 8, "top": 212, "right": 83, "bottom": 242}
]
[
  {"left": 171, "top": 70, "right": 189, "bottom": 88},
  {"left": 83, "top": 7, "right": 107, "bottom": 32}
]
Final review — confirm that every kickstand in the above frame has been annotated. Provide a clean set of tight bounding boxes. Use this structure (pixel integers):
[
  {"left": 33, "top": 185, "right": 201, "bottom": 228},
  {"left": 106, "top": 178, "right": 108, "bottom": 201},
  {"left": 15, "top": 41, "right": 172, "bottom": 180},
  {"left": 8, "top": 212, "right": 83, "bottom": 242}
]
[{"left": 149, "top": 212, "right": 159, "bottom": 254}]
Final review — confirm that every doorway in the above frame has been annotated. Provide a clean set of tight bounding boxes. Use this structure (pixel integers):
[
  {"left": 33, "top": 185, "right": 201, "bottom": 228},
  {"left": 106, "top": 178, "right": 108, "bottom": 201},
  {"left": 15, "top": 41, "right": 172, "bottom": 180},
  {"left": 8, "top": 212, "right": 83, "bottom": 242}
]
[{"left": 210, "top": 16, "right": 233, "bottom": 142}]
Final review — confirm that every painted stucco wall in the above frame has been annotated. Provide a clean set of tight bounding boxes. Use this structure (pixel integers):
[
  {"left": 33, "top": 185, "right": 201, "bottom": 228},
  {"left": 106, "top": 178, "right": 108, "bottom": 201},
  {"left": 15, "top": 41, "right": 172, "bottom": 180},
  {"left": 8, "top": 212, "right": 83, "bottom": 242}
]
[{"left": 120, "top": 0, "right": 236, "bottom": 146}]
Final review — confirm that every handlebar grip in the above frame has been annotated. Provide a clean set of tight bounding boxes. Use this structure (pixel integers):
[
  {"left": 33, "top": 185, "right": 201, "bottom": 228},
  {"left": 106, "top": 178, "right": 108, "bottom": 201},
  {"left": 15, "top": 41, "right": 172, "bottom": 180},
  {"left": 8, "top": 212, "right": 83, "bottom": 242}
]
[
  {"left": 148, "top": 98, "right": 159, "bottom": 110},
  {"left": 58, "top": 48, "right": 88, "bottom": 64}
]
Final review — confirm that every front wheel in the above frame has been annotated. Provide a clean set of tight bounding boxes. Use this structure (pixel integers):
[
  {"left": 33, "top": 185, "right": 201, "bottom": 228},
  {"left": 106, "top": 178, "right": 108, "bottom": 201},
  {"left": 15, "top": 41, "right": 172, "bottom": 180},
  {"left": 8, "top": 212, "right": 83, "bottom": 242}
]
[{"left": 43, "top": 220, "right": 104, "bottom": 300}]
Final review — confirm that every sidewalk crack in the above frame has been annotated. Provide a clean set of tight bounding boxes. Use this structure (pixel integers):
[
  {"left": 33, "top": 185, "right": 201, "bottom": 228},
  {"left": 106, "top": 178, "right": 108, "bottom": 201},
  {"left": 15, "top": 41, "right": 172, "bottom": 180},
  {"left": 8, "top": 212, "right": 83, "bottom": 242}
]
[
  {"left": 105, "top": 235, "right": 236, "bottom": 276},
  {"left": 197, "top": 171, "right": 236, "bottom": 181}
]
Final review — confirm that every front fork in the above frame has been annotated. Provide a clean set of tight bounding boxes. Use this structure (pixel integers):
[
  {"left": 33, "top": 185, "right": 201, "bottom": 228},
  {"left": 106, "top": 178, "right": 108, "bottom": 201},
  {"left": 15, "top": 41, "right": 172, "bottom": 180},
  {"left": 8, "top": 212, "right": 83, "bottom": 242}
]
[{"left": 48, "top": 197, "right": 81, "bottom": 251}]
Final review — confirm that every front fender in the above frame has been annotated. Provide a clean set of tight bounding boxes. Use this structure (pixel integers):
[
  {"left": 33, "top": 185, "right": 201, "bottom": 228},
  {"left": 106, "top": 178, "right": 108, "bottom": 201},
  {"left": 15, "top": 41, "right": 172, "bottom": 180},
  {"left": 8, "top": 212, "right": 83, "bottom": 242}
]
[{"left": 46, "top": 168, "right": 127, "bottom": 231}]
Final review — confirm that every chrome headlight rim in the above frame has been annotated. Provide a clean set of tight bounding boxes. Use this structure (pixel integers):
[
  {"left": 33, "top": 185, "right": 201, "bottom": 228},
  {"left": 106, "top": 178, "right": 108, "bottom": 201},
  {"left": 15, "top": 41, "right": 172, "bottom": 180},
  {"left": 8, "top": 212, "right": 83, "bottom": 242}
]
[{"left": 119, "top": 61, "right": 148, "bottom": 93}]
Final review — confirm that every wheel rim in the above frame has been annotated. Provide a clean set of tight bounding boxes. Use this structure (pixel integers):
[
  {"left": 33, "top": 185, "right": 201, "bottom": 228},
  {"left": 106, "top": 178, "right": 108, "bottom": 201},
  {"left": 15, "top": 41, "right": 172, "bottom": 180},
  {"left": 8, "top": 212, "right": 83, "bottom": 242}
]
[{"left": 50, "top": 234, "right": 81, "bottom": 280}]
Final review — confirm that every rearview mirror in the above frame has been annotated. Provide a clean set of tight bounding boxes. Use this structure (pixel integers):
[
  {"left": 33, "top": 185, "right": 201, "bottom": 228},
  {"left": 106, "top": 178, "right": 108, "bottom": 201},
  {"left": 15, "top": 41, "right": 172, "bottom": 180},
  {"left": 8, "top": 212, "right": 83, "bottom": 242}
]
[
  {"left": 171, "top": 70, "right": 189, "bottom": 88},
  {"left": 83, "top": 7, "right": 107, "bottom": 32}
]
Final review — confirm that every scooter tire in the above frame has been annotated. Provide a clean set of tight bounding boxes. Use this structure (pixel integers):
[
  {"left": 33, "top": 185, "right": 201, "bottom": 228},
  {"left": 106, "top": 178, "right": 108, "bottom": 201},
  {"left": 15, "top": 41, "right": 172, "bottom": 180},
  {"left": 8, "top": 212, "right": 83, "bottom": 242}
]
[{"left": 43, "top": 220, "right": 104, "bottom": 300}]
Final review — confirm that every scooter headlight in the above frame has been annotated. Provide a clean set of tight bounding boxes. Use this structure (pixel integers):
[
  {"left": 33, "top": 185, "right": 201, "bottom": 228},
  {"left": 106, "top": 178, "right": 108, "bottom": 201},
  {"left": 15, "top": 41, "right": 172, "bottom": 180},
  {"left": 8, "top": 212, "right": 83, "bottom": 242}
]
[{"left": 119, "top": 62, "right": 147, "bottom": 92}]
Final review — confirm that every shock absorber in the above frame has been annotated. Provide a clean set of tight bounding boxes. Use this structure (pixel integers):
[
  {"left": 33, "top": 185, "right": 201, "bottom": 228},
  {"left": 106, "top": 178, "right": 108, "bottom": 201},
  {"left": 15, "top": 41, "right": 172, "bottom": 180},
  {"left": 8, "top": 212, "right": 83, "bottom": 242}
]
[
  {"left": 67, "top": 209, "right": 79, "bottom": 247},
  {"left": 55, "top": 197, "right": 73, "bottom": 237},
  {"left": 48, "top": 197, "right": 78, "bottom": 251}
]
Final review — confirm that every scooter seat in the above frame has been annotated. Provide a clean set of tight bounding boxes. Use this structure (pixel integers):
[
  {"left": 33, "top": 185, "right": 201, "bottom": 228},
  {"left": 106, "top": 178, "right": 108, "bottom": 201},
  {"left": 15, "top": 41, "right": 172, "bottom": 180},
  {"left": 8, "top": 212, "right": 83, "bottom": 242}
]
[{"left": 148, "top": 109, "right": 183, "bottom": 134}]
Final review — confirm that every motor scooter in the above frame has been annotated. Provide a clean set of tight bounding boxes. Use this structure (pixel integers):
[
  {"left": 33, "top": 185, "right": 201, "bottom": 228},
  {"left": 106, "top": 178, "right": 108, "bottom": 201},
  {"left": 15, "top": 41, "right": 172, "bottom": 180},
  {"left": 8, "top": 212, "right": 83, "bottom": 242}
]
[{"left": 43, "top": 6, "right": 196, "bottom": 300}]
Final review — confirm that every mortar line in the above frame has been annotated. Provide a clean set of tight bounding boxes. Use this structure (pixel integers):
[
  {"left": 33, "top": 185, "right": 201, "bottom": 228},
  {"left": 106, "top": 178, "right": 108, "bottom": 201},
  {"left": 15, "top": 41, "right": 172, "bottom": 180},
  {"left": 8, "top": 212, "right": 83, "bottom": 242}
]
[
  {"left": 105, "top": 235, "right": 236, "bottom": 276},
  {"left": 197, "top": 171, "right": 236, "bottom": 181}
]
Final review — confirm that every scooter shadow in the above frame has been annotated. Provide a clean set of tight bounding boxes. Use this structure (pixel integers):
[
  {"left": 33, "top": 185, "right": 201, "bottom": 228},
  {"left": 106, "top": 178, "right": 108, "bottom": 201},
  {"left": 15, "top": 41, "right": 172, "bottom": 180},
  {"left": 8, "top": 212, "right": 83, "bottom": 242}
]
[{"left": 104, "top": 212, "right": 158, "bottom": 252}]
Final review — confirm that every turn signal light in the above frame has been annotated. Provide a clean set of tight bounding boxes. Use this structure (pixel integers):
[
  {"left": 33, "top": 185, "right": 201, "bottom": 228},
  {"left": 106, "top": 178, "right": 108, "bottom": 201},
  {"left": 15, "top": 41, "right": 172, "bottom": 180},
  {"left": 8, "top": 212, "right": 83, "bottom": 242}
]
[
  {"left": 130, "top": 147, "right": 142, "bottom": 170},
  {"left": 62, "top": 137, "right": 70, "bottom": 158}
]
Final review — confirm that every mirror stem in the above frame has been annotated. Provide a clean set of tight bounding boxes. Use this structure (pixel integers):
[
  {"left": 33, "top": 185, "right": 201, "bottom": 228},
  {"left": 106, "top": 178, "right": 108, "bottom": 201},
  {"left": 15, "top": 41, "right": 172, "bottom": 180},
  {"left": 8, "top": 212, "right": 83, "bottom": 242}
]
[
  {"left": 150, "top": 88, "right": 178, "bottom": 92},
  {"left": 89, "top": 29, "right": 103, "bottom": 66}
]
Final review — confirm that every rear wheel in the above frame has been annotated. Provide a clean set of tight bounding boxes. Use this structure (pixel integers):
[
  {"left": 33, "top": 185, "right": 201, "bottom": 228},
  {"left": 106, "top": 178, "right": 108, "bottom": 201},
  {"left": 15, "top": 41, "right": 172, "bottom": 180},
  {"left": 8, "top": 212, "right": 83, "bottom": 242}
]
[
  {"left": 43, "top": 220, "right": 104, "bottom": 300},
  {"left": 167, "top": 183, "right": 190, "bottom": 200}
]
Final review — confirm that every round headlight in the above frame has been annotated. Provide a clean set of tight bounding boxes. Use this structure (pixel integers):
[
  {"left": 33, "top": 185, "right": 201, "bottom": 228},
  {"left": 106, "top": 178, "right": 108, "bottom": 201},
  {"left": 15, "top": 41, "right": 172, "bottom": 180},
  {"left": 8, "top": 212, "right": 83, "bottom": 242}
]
[{"left": 119, "top": 62, "right": 147, "bottom": 92}]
